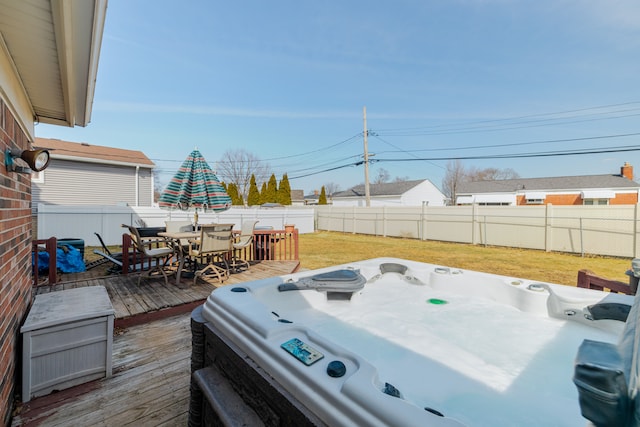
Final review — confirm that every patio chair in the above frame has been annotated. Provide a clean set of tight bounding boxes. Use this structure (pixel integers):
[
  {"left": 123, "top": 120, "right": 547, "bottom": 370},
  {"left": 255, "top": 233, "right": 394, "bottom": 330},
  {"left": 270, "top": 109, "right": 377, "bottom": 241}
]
[
  {"left": 190, "top": 223, "right": 234, "bottom": 285},
  {"left": 164, "top": 220, "right": 195, "bottom": 268},
  {"left": 122, "top": 224, "right": 176, "bottom": 286},
  {"left": 230, "top": 220, "right": 259, "bottom": 272},
  {"left": 88, "top": 232, "right": 130, "bottom": 274}
]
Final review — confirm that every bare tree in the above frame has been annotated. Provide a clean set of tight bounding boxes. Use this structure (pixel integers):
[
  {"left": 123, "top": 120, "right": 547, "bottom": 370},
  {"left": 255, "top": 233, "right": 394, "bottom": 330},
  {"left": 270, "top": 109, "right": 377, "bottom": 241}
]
[
  {"left": 373, "top": 168, "right": 391, "bottom": 184},
  {"left": 153, "top": 169, "right": 165, "bottom": 202},
  {"left": 466, "top": 166, "right": 519, "bottom": 181},
  {"left": 323, "top": 182, "right": 340, "bottom": 198},
  {"left": 441, "top": 159, "right": 466, "bottom": 205},
  {"left": 442, "top": 161, "right": 520, "bottom": 205},
  {"left": 394, "top": 175, "right": 410, "bottom": 182},
  {"left": 215, "top": 149, "right": 270, "bottom": 200}
]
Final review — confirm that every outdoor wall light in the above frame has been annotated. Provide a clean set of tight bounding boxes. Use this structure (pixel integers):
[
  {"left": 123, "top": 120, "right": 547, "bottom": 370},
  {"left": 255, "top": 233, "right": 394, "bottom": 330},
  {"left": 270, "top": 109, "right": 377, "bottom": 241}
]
[{"left": 5, "top": 148, "right": 51, "bottom": 173}]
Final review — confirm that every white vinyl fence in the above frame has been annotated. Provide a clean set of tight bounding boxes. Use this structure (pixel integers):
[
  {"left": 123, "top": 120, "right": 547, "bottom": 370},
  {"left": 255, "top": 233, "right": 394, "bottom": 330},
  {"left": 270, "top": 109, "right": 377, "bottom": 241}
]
[
  {"left": 315, "top": 204, "right": 640, "bottom": 258},
  {"left": 36, "top": 203, "right": 640, "bottom": 258},
  {"left": 36, "top": 204, "right": 315, "bottom": 247}
]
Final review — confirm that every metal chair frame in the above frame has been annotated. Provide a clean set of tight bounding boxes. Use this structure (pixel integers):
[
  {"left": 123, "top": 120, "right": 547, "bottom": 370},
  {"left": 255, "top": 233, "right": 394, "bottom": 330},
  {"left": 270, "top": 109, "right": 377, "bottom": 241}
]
[
  {"left": 230, "top": 220, "right": 259, "bottom": 272},
  {"left": 190, "top": 223, "right": 234, "bottom": 285},
  {"left": 122, "top": 224, "right": 175, "bottom": 286}
]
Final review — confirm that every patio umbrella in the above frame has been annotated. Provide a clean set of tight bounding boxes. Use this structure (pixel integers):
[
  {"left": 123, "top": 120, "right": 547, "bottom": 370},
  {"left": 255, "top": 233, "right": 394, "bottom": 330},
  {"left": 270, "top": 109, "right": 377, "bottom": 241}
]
[{"left": 159, "top": 148, "right": 231, "bottom": 225}]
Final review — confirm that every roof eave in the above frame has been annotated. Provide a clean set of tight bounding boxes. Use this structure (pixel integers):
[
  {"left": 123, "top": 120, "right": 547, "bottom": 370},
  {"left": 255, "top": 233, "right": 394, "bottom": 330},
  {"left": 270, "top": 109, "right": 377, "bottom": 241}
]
[
  {"left": 52, "top": 153, "right": 155, "bottom": 169},
  {"left": 46, "top": 0, "right": 108, "bottom": 128}
]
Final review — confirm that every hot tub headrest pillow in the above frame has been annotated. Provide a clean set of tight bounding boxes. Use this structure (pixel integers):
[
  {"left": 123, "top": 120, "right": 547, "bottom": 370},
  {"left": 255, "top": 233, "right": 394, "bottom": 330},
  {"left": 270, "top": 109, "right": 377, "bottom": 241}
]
[
  {"left": 573, "top": 340, "right": 630, "bottom": 426},
  {"left": 573, "top": 289, "right": 640, "bottom": 427},
  {"left": 619, "top": 288, "right": 640, "bottom": 427},
  {"left": 278, "top": 269, "right": 366, "bottom": 293}
]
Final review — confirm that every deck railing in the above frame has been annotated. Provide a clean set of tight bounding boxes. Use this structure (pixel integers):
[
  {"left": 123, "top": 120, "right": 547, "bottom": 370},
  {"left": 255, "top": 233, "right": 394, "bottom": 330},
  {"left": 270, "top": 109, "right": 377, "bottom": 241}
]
[
  {"left": 31, "top": 237, "right": 58, "bottom": 286},
  {"left": 576, "top": 269, "right": 635, "bottom": 295},
  {"left": 121, "top": 228, "right": 299, "bottom": 274}
]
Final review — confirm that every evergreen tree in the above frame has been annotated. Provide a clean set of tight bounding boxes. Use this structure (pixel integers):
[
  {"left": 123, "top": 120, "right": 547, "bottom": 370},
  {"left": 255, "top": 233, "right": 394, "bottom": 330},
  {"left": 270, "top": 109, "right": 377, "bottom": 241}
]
[
  {"left": 227, "top": 183, "right": 244, "bottom": 205},
  {"left": 259, "top": 182, "right": 268, "bottom": 204},
  {"left": 247, "top": 174, "right": 260, "bottom": 206},
  {"left": 318, "top": 186, "right": 328, "bottom": 205},
  {"left": 278, "top": 174, "right": 292, "bottom": 205},
  {"left": 265, "top": 174, "right": 278, "bottom": 203}
]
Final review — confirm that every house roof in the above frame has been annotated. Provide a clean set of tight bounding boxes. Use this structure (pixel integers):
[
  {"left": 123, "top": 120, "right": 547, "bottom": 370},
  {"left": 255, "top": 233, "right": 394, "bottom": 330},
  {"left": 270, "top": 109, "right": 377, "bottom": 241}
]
[
  {"left": 457, "top": 174, "right": 639, "bottom": 194},
  {"left": 333, "top": 179, "right": 427, "bottom": 198},
  {"left": 290, "top": 189, "right": 304, "bottom": 201},
  {"left": 35, "top": 137, "right": 155, "bottom": 168},
  {"left": 0, "top": 0, "right": 107, "bottom": 128}
]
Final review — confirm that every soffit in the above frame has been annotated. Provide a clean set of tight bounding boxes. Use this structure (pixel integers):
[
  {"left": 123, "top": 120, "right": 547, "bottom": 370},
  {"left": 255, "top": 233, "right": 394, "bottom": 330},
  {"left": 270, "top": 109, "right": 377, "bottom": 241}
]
[{"left": 0, "top": 0, "right": 107, "bottom": 127}]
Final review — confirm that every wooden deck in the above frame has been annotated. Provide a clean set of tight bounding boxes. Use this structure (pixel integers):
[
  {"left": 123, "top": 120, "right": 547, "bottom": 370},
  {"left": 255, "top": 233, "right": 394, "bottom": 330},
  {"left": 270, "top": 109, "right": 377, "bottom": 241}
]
[
  {"left": 12, "top": 313, "right": 192, "bottom": 426},
  {"left": 34, "top": 260, "right": 300, "bottom": 328},
  {"left": 12, "top": 260, "right": 300, "bottom": 426}
]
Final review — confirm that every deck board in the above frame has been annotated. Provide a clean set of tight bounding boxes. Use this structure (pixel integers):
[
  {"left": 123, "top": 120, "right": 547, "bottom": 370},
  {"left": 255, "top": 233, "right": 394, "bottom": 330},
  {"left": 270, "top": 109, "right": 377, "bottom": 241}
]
[
  {"left": 12, "top": 260, "right": 299, "bottom": 426},
  {"left": 32, "top": 260, "right": 299, "bottom": 322},
  {"left": 12, "top": 313, "right": 192, "bottom": 427}
]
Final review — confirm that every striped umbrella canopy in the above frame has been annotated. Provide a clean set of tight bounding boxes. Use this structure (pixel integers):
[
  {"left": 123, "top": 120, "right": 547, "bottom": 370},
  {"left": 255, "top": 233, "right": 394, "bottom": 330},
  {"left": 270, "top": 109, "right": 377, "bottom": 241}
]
[{"left": 159, "top": 149, "right": 231, "bottom": 213}]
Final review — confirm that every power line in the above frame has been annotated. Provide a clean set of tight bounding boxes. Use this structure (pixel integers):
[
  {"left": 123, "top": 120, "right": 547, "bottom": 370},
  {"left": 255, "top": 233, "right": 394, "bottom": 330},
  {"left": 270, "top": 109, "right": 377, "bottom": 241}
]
[
  {"left": 373, "top": 131, "right": 640, "bottom": 155},
  {"left": 370, "top": 133, "right": 444, "bottom": 170},
  {"left": 260, "top": 133, "right": 362, "bottom": 162},
  {"left": 289, "top": 161, "right": 362, "bottom": 179},
  {"left": 376, "top": 111, "right": 640, "bottom": 137},
  {"left": 289, "top": 144, "right": 640, "bottom": 180},
  {"left": 373, "top": 145, "right": 640, "bottom": 163},
  {"left": 149, "top": 133, "right": 362, "bottom": 165},
  {"left": 373, "top": 101, "right": 640, "bottom": 135}
]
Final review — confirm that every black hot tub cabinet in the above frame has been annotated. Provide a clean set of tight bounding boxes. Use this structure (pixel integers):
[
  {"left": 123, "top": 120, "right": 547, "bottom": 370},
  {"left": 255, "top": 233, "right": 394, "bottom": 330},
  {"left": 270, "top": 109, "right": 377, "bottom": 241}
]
[
  {"left": 188, "top": 257, "right": 635, "bottom": 427},
  {"left": 190, "top": 306, "right": 324, "bottom": 426}
]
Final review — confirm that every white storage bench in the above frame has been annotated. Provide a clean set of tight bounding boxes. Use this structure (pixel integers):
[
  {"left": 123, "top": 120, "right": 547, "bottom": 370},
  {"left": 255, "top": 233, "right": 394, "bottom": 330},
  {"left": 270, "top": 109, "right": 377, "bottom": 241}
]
[{"left": 21, "top": 286, "right": 115, "bottom": 402}]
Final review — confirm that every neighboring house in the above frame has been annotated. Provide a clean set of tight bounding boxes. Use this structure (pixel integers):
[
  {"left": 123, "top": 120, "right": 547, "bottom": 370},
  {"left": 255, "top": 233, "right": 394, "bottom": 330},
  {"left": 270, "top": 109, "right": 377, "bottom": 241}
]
[
  {"left": 290, "top": 189, "right": 305, "bottom": 206},
  {"left": 0, "top": 1, "right": 107, "bottom": 424},
  {"left": 456, "top": 163, "right": 639, "bottom": 206},
  {"left": 304, "top": 190, "right": 321, "bottom": 205},
  {"left": 33, "top": 137, "right": 155, "bottom": 208},
  {"left": 332, "top": 179, "right": 447, "bottom": 207}
]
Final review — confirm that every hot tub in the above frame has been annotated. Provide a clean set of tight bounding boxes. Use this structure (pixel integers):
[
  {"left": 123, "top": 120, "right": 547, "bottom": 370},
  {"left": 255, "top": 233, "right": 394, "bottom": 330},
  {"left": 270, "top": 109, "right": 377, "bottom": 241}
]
[{"left": 189, "top": 257, "right": 636, "bottom": 426}]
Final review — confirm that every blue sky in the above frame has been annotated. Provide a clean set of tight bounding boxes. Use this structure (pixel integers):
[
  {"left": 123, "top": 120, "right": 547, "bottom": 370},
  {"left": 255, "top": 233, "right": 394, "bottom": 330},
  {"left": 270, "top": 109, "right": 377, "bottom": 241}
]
[{"left": 36, "top": 0, "right": 640, "bottom": 195}]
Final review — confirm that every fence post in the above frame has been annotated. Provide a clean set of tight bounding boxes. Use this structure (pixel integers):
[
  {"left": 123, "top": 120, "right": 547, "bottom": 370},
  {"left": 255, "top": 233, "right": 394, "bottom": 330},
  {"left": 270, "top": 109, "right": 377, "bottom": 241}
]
[
  {"left": 352, "top": 207, "right": 357, "bottom": 234},
  {"left": 382, "top": 206, "right": 387, "bottom": 237},
  {"left": 635, "top": 203, "right": 640, "bottom": 258},
  {"left": 579, "top": 217, "right": 584, "bottom": 257},
  {"left": 471, "top": 204, "right": 478, "bottom": 245},
  {"left": 483, "top": 216, "right": 487, "bottom": 247},
  {"left": 545, "top": 203, "right": 553, "bottom": 252},
  {"left": 420, "top": 202, "right": 426, "bottom": 240}
]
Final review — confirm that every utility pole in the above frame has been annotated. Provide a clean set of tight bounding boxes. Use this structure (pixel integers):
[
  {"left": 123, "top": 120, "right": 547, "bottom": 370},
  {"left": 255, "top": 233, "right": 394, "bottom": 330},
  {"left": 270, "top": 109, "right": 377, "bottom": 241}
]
[{"left": 363, "top": 106, "right": 371, "bottom": 207}]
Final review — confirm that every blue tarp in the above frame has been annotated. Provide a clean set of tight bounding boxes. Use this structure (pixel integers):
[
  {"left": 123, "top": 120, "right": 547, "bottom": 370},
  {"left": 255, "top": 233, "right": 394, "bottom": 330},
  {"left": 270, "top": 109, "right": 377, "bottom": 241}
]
[{"left": 34, "top": 244, "right": 86, "bottom": 273}]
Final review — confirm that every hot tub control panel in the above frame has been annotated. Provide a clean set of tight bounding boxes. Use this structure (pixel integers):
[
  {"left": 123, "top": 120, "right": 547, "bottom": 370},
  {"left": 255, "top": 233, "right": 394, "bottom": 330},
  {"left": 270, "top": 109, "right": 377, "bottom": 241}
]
[{"left": 281, "top": 338, "right": 324, "bottom": 366}]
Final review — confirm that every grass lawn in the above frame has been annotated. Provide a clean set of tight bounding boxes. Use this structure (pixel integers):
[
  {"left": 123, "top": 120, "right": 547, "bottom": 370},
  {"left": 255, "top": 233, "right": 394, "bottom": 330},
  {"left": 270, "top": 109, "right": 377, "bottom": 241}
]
[{"left": 298, "top": 231, "right": 632, "bottom": 287}]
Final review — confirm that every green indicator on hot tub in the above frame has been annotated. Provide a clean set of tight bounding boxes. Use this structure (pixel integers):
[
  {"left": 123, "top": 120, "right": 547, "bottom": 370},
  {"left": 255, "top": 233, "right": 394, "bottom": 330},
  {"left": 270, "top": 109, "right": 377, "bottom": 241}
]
[{"left": 428, "top": 298, "right": 448, "bottom": 305}]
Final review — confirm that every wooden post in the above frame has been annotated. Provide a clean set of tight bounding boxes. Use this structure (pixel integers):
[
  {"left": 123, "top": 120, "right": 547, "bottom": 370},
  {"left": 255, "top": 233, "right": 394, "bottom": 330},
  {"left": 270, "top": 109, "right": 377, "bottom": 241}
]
[{"left": 46, "top": 237, "right": 57, "bottom": 285}]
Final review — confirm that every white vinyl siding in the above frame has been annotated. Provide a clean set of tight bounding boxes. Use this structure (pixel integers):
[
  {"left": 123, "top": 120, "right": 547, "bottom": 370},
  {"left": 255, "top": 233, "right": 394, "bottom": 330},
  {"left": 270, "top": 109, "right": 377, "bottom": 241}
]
[{"left": 32, "top": 159, "right": 153, "bottom": 207}]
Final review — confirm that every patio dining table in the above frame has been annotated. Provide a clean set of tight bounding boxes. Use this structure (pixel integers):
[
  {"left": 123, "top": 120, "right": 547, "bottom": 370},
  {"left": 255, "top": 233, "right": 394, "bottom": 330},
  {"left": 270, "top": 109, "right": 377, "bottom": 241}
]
[{"left": 158, "top": 230, "right": 200, "bottom": 285}]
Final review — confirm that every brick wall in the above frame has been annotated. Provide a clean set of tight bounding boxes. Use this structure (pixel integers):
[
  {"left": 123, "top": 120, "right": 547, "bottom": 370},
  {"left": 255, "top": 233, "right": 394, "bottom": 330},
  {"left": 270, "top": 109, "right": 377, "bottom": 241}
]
[
  {"left": 0, "top": 98, "right": 33, "bottom": 425},
  {"left": 611, "top": 192, "right": 638, "bottom": 205},
  {"left": 517, "top": 192, "right": 638, "bottom": 206}
]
